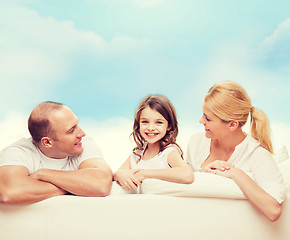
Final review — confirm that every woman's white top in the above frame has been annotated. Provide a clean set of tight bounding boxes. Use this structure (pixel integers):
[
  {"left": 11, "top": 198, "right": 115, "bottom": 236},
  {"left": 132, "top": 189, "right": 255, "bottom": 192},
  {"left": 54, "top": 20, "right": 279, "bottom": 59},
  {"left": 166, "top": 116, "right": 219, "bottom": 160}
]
[
  {"left": 130, "top": 144, "right": 181, "bottom": 170},
  {"left": 186, "top": 132, "right": 286, "bottom": 203}
]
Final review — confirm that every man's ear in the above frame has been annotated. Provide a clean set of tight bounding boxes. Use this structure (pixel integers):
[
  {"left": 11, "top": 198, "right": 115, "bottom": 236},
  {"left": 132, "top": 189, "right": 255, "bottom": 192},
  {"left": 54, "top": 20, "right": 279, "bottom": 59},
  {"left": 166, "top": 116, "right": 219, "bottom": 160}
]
[
  {"left": 229, "top": 120, "right": 239, "bottom": 131},
  {"left": 40, "top": 137, "right": 53, "bottom": 148}
]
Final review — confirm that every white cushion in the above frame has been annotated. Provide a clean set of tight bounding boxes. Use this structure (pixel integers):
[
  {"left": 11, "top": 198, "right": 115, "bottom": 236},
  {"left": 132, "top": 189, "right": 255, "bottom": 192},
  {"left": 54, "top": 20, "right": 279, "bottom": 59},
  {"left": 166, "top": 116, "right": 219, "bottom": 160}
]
[
  {"left": 274, "top": 146, "right": 289, "bottom": 163},
  {"left": 110, "top": 181, "right": 139, "bottom": 195},
  {"left": 140, "top": 172, "right": 246, "bottom": 199},
  {"left": 279, "top": 158, "right": 290, "bottom": 192}
]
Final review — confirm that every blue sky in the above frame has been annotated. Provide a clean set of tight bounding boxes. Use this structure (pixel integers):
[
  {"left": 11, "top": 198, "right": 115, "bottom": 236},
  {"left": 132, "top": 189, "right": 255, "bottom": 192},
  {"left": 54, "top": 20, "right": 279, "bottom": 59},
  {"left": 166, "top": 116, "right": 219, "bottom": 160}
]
[{"left": 0, "top": 0, "right": 290, "bottom": 165}]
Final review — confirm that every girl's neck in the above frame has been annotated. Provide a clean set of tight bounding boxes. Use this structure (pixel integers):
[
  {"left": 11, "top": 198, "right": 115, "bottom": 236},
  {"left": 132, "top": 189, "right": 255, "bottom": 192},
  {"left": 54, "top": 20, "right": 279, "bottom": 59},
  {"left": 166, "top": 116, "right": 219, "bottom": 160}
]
[{"left": 143, "top": 142, "right": 160, "bottom": 160}]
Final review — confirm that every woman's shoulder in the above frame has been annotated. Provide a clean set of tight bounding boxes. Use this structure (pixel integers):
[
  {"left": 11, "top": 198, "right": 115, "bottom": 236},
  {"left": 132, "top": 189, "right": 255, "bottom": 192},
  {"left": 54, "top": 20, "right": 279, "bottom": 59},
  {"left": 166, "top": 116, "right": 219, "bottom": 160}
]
[{"left": 242, "top": 135, "right": 272, "bottom": 157}]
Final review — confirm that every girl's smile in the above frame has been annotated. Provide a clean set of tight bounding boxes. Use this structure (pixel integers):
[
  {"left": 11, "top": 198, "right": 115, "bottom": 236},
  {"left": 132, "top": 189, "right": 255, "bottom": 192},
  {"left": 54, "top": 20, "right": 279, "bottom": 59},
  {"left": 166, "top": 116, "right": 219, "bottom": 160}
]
[{"left": 139, "top": 107, "right": 169, "bottom": 145}]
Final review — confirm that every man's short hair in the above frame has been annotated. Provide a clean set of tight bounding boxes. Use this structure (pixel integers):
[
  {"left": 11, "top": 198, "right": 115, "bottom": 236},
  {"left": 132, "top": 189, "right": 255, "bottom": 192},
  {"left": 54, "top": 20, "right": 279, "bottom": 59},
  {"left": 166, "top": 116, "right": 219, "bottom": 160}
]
[{"left": 28, "top": 101, "right": 64, "bottom": 144}]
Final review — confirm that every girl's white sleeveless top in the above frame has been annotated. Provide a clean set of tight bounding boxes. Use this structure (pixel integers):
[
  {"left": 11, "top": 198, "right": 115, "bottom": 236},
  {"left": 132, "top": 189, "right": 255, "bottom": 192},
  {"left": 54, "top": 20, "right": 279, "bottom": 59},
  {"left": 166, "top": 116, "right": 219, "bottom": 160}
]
[{"left": 130, "top": 144, "right": 181, "bottom": 169}]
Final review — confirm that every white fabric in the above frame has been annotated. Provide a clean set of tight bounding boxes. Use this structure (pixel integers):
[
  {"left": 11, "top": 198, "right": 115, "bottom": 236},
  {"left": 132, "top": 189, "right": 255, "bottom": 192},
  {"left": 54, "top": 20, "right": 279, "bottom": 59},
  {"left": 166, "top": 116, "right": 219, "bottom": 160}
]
[
  {"left": 0, "top": 136, "right": 103, "bottom": 174},
  {"left": 1, "top": 193, "right": 290, "bottom": 240},
  {"left": 130, "top": 144, "right": 180, "bottom": 169},
  {"left": 141, "top": 172, "right": 246, "bottom": 199},
  {"left": 186, "top": 132, "right": 286, "bottom": 203}
]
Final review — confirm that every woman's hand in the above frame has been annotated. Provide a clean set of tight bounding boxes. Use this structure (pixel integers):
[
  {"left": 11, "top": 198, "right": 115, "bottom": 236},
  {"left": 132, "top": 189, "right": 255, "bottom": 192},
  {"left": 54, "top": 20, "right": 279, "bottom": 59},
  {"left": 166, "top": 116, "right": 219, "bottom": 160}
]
[
  {"left": 114, "top": 169, "right": 142, "bottom": 190},
  {"left": 200, "top": 160, "right": 234, "bottom": 178}
]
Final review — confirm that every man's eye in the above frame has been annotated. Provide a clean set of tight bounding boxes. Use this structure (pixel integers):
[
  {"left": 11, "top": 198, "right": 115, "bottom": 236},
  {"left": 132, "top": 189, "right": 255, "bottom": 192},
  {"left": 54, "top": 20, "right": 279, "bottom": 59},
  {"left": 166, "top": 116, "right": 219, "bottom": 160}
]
[{"left": 68, "top": 128, "right": 75, "bottom": 134}]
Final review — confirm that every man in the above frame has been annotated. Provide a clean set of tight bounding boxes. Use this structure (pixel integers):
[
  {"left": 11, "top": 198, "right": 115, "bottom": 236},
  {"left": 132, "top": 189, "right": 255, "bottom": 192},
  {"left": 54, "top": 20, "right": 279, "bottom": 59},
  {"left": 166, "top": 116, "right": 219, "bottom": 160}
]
[{"left": 0, "top": 101, "right": 112, "bottom": 204}]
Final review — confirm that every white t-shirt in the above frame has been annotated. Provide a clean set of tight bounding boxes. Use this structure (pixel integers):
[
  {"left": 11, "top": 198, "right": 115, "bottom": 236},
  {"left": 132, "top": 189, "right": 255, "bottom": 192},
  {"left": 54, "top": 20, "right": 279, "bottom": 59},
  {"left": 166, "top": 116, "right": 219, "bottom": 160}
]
[
  {"left": 186, "top": 132, "right": 286, "bottom": 203},
  {"left": 0, "top": 136, "right": 103, "bottom": 174},
  {"left": 130, "top": 144, "right": 181, "bottom": 170}
]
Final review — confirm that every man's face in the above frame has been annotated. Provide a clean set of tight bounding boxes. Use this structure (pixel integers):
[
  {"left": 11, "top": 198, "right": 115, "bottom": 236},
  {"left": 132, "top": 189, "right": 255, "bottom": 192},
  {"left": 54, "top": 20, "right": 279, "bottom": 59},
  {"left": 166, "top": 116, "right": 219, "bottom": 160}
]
[{"left": 48, "top": 106, "right": 86, "bottom": 159}]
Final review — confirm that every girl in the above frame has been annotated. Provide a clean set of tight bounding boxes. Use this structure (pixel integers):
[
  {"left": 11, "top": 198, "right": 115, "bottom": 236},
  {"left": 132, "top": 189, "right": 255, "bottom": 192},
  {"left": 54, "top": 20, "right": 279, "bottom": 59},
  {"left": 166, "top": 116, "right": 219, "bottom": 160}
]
[
  {"left": 114, "top": 95, "right": 194, "bottom": 190},
  {"left": 186, "top": 81, "right": 286, "bottom": 221}
]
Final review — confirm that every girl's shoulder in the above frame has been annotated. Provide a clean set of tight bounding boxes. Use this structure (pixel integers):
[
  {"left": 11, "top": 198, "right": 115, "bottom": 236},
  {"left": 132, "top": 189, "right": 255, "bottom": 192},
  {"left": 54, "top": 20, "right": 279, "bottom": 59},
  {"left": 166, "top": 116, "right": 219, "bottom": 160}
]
[{"left": 161, "top": 144, "right": 182, "bottom": 156}]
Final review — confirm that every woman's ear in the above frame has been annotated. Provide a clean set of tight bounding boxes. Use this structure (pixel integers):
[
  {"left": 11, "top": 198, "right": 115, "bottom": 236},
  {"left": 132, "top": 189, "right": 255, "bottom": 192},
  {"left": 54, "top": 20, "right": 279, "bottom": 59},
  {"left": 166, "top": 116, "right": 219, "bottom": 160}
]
[
  {"left": 229, "top": 120, "right": 239, "bottom": 131},
  {"left": 40, "top": 137, "right": 53, "bottom": 148}
]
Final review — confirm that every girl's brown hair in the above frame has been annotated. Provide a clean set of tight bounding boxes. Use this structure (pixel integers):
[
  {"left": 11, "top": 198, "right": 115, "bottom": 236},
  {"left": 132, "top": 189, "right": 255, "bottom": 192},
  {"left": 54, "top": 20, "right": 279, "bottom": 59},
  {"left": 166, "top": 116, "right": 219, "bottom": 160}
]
[{"left": 131, "top": 95, "right": 183, "bottom": 158}]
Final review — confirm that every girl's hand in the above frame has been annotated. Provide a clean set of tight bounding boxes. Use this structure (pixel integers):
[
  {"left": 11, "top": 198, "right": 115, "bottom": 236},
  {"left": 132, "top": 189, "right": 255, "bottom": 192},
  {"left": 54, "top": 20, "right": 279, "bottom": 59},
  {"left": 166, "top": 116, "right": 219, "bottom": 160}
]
[
  {"left": 114, "top": 169, "right": 142, "bottom": 190},
  {"left": 200, "top": 160, "right": 234, "bottom": 176},
  {"left": 133, "top": 170, "right": 146, "bottom": 182}
]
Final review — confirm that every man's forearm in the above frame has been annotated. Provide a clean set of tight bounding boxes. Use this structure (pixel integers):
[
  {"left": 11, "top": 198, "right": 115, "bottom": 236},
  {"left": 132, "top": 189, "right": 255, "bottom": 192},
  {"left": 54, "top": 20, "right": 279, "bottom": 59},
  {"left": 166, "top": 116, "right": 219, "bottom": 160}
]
[
  {"left": 31, "top": 168, "right": 112, "bottom": 197},
  {"left": 0, "top": 178, "right": 66, "bottom": 205}
]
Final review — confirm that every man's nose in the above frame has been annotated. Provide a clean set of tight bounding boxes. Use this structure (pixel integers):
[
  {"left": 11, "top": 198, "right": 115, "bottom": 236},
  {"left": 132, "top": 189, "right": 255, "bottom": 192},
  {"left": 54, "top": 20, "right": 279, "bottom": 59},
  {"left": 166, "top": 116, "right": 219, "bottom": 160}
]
[{"left": 77, "top": 127, "right": 86, "bottom": 138}]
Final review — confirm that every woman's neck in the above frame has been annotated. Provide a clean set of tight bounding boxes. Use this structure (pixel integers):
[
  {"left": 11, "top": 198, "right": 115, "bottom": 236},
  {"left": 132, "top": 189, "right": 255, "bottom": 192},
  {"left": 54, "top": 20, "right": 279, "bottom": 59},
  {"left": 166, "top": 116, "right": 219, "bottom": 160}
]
[{"left": 213, "top": 129, "right": 246, "bottom": 154}]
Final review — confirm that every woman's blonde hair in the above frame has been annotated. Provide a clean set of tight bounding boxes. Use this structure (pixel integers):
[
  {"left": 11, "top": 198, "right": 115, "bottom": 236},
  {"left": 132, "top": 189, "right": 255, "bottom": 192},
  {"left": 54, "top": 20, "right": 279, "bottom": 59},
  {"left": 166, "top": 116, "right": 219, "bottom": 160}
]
[
  {"left": 131, "top": 95, "right": 183, "bottom": 158},
  {"left": 204, "top": 81, "right": 273, "bottom": 154}
]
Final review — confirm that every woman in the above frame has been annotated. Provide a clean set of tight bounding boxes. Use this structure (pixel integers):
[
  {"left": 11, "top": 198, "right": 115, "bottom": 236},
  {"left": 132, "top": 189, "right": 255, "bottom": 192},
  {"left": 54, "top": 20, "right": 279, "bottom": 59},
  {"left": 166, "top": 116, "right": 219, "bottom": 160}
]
[{"left": 186, "top": 81, "right": 285, "bottom": 221}]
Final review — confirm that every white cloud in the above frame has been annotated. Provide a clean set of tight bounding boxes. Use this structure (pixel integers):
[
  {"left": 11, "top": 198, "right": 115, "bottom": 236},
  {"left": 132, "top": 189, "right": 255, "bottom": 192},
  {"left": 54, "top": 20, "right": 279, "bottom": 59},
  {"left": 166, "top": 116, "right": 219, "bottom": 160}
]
[
  {"left": 0, "top": 2, "right": 151, "bottom": 113},
  {"left": 262, "top": 18, "right": 290, "bottom": 47},
  {"left": 94, "top": 0, "right": 167, "bottom": 7},
  {"left": 193, "top": 20, "right": 290, "bottom": 112},
  {"left": 0, "top": 112, "right": 30, "bottom": 150}
]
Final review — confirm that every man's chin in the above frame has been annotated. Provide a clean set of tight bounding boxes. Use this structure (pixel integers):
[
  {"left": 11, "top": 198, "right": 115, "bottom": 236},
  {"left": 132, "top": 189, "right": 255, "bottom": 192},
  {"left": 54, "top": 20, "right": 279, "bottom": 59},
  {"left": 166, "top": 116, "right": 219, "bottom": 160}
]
[{"left": 70, "top": 147, "right": 84, "bottom": 157}]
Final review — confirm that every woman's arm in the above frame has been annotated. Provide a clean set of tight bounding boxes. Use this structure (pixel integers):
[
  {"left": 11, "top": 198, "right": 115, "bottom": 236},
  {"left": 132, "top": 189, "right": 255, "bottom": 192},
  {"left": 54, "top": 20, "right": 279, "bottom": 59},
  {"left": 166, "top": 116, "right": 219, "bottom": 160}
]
[
  {"left": 113, "top": 156, "right": 142, "bottom": 190},
  {"left": 134, "top": 151, "right": 194, "bottom": 184},
  {"left": 213, "top": 165, "right": 282, "bottom": 222},
  {"left": 231, "top": 168, "right": 281, "bottom": 221}
]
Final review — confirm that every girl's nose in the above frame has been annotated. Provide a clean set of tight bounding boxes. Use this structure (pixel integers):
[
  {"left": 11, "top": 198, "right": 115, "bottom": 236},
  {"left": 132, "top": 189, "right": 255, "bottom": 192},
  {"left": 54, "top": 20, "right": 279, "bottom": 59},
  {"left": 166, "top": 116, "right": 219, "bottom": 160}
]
[{"left": 147, "top": 123, "right": 155, "bottom": 131}]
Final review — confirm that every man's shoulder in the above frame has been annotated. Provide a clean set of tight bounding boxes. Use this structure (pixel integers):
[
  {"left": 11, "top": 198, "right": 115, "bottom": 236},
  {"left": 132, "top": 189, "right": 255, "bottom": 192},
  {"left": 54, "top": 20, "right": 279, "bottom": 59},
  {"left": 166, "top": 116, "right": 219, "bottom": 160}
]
[{"left": 3, "top": 137, "right": 36, "bottom": 152}]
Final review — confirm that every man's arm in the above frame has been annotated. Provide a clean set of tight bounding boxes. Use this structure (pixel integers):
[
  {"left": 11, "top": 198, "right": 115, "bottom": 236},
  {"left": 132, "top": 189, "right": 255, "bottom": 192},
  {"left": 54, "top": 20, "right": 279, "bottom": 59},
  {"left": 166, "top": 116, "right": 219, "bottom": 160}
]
[
  {"left": 0, "top": 166, "right": 67, "bottom": 204},
  {"left": 31, "top": 158, "right": 113, "bottom": 197}
]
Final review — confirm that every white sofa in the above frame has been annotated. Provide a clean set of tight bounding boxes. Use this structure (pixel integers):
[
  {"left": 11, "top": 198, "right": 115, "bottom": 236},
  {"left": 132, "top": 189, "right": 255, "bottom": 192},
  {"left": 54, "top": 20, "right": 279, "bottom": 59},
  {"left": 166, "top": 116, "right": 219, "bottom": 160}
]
[{"left": 1, "top": 152, "right": 290, "bottom": 240}]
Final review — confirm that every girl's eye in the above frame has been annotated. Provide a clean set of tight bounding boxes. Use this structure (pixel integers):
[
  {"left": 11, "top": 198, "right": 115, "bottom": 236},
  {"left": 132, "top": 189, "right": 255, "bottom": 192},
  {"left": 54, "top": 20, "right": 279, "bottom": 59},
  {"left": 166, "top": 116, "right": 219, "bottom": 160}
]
[
  {"left": 141, "top": 120, "right": 148, "bottom": 124},
  {"left": 156, "top": 121, "right": 163, "bottom": 124}
]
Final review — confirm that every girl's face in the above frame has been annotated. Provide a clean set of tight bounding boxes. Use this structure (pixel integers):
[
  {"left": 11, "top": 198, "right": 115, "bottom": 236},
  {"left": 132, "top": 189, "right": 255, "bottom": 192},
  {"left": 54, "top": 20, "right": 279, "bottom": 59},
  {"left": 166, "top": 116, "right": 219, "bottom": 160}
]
[
  {"left": 199, "top": 103, "right": 230, "bottom": 139},
  {"left": 139, "top": 107, "right": 169, "bottom": 145}
]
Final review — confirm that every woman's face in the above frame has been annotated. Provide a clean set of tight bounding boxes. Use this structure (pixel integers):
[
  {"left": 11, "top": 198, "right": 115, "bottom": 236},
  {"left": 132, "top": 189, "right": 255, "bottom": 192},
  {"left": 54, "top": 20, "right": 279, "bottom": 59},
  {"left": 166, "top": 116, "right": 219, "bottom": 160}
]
[{"left": 199, "top": 103, "right": 230, "bottom": 139}]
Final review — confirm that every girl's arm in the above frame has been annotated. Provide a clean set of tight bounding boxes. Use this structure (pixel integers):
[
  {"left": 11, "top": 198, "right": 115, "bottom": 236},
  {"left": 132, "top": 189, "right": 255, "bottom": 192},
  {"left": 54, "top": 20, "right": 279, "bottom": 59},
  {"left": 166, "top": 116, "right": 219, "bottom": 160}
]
[
  {"left": 134, "top": 151, "right": 194, "bottom": 184},
  {"left": 212, "top": 166, "right": 282, "bottom": 222},
  {"left": 113, "top": 156, "right": 142, "bottom": 190}
]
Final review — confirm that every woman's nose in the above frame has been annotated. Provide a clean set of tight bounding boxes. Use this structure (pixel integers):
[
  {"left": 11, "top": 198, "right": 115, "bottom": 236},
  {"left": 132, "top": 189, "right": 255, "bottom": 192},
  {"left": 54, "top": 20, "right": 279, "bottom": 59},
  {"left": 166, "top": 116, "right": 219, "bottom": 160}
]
[{"left": 199, "top": 116, "right": 205, "bottom": 124}]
